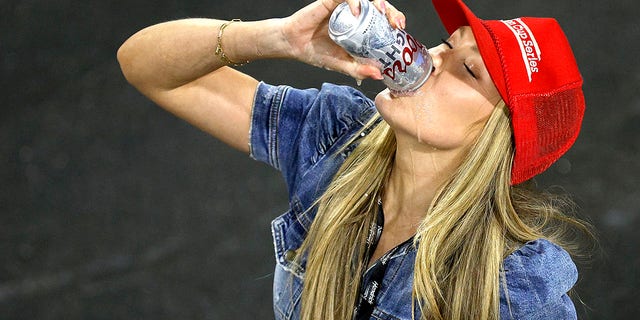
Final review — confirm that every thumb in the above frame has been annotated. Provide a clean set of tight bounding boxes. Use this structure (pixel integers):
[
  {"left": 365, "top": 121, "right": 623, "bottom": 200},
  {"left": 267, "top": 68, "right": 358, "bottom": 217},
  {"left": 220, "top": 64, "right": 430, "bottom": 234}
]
[{"left": 353, "top": 63, "right": 384, "bottom": 80}]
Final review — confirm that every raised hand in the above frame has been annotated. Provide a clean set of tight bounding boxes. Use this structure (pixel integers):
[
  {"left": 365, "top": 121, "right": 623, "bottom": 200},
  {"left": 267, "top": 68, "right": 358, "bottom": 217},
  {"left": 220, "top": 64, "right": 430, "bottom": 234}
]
[{"left": 280, "top": 0, "right": 406, "bottom": 80}]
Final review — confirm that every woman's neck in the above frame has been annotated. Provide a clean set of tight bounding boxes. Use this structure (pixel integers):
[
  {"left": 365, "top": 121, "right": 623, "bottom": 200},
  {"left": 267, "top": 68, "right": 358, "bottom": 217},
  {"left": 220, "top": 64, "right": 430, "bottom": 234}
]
[{"left": 382, "top": 137, "right": 465, "bottom": 226}]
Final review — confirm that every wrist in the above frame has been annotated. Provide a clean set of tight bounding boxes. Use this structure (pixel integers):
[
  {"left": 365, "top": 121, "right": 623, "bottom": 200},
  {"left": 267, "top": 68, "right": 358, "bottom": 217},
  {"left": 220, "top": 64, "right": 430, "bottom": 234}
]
[
  {"left": 223, "top": 18, "right": 291, "bottom": 63},
  {"left": 215, "top": 19, "right": 249, "bottom": 66}
]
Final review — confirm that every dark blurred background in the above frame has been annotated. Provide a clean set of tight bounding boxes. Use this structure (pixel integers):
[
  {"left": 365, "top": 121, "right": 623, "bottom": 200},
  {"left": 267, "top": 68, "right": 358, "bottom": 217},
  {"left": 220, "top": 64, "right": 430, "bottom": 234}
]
[{"left": 1, "top": 0, "right": 638, "bottom": 319}]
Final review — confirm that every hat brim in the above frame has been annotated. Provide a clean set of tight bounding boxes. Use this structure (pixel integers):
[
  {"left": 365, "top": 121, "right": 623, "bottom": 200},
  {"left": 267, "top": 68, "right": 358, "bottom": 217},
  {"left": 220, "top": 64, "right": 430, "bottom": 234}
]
[{"left": 432, "top": 0, "right": 509, "bottom": 107}]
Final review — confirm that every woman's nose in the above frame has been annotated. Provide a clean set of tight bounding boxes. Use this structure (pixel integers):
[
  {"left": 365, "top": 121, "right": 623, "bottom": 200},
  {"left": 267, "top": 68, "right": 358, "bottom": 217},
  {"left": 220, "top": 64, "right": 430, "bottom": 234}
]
[{"left": 428, "top": 44, "right": 446, "bottom": 76}]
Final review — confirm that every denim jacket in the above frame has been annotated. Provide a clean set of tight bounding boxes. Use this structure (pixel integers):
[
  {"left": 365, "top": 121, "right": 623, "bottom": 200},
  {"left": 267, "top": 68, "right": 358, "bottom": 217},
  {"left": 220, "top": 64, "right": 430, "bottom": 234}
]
[{"left": 249, "top": 82, "right": 578, "bottom": 320}]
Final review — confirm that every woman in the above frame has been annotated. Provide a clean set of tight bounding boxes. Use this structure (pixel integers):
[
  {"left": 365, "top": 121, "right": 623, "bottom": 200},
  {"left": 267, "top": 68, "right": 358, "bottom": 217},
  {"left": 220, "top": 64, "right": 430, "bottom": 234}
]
[{"left": 117, "top": 0, "right": 592, "bottom": 319}]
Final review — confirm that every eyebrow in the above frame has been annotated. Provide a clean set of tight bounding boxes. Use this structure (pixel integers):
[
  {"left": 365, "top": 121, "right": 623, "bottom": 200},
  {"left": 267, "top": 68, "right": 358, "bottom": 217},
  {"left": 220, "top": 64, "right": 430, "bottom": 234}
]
[{"left": 459, "top": 27, "right": 479, "bottom": 53}]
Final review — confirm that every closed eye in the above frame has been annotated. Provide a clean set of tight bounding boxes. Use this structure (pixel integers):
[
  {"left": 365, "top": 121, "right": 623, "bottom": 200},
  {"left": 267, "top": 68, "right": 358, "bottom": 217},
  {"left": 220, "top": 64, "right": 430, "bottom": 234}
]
[
  {"left": 442, "top": 38, "right": 478, "bottom": 79},
  {"left": 441, "top": 38, "right": 453, "bottom": 49},
  {"left": 464, "top": 64, "right": 477, "bottom": 79}
]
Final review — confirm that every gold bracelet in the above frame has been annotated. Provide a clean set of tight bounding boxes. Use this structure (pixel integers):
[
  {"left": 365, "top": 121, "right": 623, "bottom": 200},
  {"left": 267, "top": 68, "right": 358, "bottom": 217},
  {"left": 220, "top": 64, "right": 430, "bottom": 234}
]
[{"left": 215, "top": 19, "right": 249, "bottom": 67}]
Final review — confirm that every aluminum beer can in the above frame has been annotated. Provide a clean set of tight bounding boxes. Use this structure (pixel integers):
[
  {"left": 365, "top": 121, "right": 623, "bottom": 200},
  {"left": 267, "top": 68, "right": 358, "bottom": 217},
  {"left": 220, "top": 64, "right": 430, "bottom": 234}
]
[{"left": 328, "top": 0, "right": 433, "bottom": 94}]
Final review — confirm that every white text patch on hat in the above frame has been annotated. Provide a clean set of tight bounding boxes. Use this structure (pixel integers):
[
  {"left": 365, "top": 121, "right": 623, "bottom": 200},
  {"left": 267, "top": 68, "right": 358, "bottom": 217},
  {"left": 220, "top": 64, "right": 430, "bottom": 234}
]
[{"left": 501, "top": 19, "right": 542, "bottom": 82}]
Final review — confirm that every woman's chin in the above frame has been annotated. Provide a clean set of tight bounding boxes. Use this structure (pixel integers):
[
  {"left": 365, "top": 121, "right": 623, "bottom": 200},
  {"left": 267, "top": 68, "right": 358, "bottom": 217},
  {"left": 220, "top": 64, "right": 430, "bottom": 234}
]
[{"left": 375, "top": 88, "right": 392, "bottom": 105}]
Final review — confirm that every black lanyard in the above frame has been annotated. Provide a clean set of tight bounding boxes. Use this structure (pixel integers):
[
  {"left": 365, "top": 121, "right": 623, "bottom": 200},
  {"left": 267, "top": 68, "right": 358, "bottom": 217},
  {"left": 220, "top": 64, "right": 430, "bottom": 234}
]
[{"left": 353, "top": 201, "right": 414, "bottom": 320}]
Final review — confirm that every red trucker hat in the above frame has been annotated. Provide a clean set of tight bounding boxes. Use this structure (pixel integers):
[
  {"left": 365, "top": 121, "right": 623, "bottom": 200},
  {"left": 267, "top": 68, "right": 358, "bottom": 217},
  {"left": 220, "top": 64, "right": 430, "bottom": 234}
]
[{"left": 432, "top": 0, "right": 585, "bottom": 185}]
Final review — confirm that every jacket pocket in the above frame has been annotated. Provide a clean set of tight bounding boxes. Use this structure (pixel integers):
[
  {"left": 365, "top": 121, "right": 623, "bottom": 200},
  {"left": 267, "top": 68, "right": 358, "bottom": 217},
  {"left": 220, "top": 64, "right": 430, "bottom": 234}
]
[
  {"left": 271, "top": 206, "right": 307, "bottom": 279},
  {"left": 273, "top": 262, "right": 303, "bottom": 320}
]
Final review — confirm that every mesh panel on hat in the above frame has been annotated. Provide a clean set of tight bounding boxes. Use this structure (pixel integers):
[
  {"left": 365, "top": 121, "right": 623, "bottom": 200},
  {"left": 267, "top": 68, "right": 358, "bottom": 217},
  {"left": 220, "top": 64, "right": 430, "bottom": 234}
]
[
  {"left": 510, "top": 85, "right": 585, "bottom": 185},
  {"left": 431, "top": 0, "right": 585, "bottom": 184}
]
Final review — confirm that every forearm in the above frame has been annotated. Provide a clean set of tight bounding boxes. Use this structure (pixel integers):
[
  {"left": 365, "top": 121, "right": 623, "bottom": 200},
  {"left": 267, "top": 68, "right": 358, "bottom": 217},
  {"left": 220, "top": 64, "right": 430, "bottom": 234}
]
[
  {"left": 117, "top": 18, "right": 287, "bottom": 93},
  {"left": 115, "top": 1, "right": 396, "bottom": 152}
]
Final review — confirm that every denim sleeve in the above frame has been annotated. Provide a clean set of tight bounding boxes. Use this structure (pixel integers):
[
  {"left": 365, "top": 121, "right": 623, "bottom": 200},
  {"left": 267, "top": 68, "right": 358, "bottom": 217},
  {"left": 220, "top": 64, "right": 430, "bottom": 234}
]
[
  {"left": 500, "top": 239, "right": 578, "bottom": 320},
  {"left": 249, "top": 82, "right": 376, "bottom": 193}
]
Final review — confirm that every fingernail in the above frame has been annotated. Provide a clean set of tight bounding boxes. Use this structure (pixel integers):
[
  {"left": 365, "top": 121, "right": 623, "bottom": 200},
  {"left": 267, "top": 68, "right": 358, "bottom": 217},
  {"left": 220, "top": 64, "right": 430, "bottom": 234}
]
[
  {"left": 396, "top": 17, "right": 403, "bottom": 29},
  {"left": 381, "top": 1, "right": 387, "bottom": 14}
]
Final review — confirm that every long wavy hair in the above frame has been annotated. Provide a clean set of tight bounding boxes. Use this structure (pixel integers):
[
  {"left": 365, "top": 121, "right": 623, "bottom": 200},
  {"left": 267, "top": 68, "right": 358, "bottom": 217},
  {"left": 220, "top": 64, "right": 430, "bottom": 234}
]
[{"left": 297, "top": 101, "right": 593, "bottom": 320}]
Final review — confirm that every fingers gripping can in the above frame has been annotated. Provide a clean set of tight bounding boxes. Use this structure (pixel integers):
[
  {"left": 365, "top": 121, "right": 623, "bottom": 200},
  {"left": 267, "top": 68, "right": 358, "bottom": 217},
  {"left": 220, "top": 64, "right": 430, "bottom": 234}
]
[{"left": 328, "top": 0, "right": 433, "bottom": 94}]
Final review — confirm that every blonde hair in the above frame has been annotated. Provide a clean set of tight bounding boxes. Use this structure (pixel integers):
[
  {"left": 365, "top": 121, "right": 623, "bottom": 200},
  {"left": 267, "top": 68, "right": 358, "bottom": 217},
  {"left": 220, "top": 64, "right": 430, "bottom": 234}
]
[{"left": 298, "top": 101, "right": 592, "bottom": 320}]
